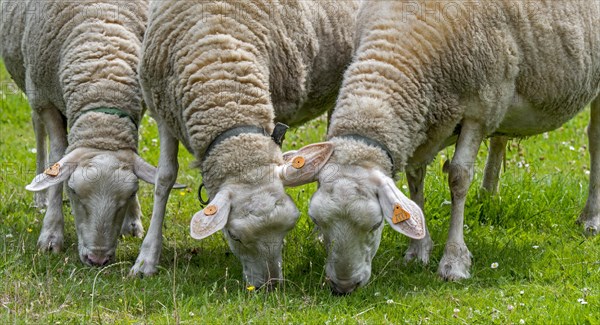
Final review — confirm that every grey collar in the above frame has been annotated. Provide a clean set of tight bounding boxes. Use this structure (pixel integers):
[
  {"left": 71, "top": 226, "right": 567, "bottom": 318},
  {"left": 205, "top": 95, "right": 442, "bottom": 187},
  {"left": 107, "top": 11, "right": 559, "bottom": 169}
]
[
  {"left": 336, "top": 134, "right": 395, "bottom": 167},
  {"left": 202, "top": 122, "right": 289, "bottom": 160}
]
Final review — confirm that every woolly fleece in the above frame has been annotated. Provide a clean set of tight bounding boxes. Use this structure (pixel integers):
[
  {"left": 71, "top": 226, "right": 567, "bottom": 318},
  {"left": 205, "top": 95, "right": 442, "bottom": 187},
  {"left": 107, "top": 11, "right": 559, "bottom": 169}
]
[
  {"left": 328, "top": 0, "right": 600, "bottom": 174},
  {"left": 140, "top": 0, "right": 359, "bottom": 190},
  {"left": 0, "top": 0, "right": 148, "bottom": 153}
]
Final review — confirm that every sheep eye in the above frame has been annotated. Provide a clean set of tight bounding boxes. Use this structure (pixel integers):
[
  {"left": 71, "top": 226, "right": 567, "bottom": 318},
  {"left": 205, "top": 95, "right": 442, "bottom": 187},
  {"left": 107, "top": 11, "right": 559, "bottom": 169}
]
[
  {"left": 308, "top": 214, "right": 320, "bottom": 227},
  {"left": 371, "top": 219, "right": 383, "bottom": 232},
  {"left": 227, "top": 229, "right": 242, "bottom": 243},
  {"left": 68, "top": 186, "right": 78, "bottom": 197}
]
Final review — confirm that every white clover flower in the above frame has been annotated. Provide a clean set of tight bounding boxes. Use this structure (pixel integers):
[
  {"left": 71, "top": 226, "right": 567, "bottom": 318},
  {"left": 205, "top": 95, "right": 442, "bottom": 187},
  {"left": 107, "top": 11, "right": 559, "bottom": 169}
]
[{"left": 491, "top": 262, "right": 499, "bottom": 269}]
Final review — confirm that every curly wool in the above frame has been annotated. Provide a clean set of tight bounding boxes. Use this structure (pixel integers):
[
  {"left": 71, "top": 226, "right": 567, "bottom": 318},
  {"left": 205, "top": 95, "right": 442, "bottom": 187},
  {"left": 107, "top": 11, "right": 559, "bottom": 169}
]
[
  {"left": 140, "top": 0, "right": 358, "bottom": 188},
  {"left": 0, "top": 0, "right": 148, "bottom": 152},
  {"left": 68, "top": 113, "right": 138, "bottom": 153},
  {"left": 329, "top": 0, "right": 600, "bottom": 174}
]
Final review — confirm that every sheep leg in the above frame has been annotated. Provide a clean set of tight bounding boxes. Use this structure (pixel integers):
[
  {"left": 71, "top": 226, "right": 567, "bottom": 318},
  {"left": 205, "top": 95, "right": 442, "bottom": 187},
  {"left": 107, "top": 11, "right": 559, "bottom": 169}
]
[
  {"left": 578, "top": 97, "right": 600, "bottom": 235},
  {"left": 404, "top": 166, "right": 434, "bottom": 264},
  {"left": 130, "top": 122, "right": 179, "bottom": 276},
  {"left": 37, "top": 107, "right": 68, "bottom": 253},
  {"left": 481, "top": 136, "right": 508, "bottom": 194},
  {"left": 121, "top": 195, "right": 144, "bottom": 238},
  {"left": 438, "top": 120, "right": 484, "bottom": 281},
  {"left": 32, "top": 110, "right": 48, "bottom": 208}
]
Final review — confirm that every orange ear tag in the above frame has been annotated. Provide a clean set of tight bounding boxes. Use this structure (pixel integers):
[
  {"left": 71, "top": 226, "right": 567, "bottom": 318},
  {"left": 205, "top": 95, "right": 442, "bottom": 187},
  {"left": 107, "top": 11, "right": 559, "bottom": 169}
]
[
  {"left": 204, "top": 205, "right": 218, "bottom": 216},
  {"left": 292, "top": 156, "right": 305, "bottom": 169},
  {"left": 44, "top": 163, "right": 61, "bottom": 177},
  {"left": 392, "top": 204, "right": 410, "bottom": 224}
]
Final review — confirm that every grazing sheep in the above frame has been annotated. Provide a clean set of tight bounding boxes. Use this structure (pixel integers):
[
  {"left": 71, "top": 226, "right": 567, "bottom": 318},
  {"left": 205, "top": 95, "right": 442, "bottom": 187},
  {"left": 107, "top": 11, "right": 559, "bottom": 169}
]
[
  {"left": 303, "top": 0, "right": 599, "bottom": 293},
  {"left": 136, "top": 0, "right": 358, "bottom": 287},
  {"left": 0, "top": 0, "right": 161, "bottom": 266}
]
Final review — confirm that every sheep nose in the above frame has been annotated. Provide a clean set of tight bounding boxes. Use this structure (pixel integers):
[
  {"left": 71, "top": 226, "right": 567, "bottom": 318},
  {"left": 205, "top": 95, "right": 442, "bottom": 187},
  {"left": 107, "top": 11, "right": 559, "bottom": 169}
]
[
  {"left": 329, "top": 280, "right": 360, "bottom": 295},
  {"left": 86, "top": 253, "right": 111, "bottom": 266}
]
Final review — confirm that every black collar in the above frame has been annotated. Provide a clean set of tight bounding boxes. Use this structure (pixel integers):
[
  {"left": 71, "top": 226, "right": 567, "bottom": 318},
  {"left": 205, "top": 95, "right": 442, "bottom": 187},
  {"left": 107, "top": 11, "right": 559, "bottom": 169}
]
[
  {"left": 202, "top": 122, "right": 289, "bottom": 160},
  {"left": 336, "top": 134, "right": 395, "bottom": 167}
]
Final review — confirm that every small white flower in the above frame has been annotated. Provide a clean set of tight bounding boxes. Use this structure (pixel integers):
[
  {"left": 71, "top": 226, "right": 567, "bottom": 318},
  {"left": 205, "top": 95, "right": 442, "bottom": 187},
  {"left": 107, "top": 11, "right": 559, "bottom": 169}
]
[
  {"left": 532, "top": 246, "right": 539, "bottom": 249},
  {"left": 151, "top": 138, "right": 158, "bottom": 143},
  {"left": 386, "top": 299, "right": 394, "bottom": 304},
  {"left": 569, "top": 146, "right": 575, "bottom": 151},
  {"left": 585, "top": 170, "right": 591, "bottom": 176},
  {"left": 374, "top": 292, "right": 381, "bottom": 296},
  {"left": 583, "top": 287, "right": 590, "bottom": 293},
  {"left": 507, "top": 305, "right": 514, "bottom": 311},
  {"left": 520, "top": 290, "right": 525, "bottom": 295},
  {"left": 30, "top": 148, "right": 37, "bottom": 154},
  {"left": 5, "top": 234, "right": 13, "bottom": 238},
  {"left": 491, "top": 262, "right": 499, "bottom": 269},
  {"left": 189, "top": 312, "right": 195, "bottom": 317},
  {"left": 520, "top": 319, "right": 525, "bottom": 324},
  {"left": 453, "top": 308, "right": 460, "bottom": 313},
  {"left": 577, "top": 298, "right": 588, "bottom": 305}
]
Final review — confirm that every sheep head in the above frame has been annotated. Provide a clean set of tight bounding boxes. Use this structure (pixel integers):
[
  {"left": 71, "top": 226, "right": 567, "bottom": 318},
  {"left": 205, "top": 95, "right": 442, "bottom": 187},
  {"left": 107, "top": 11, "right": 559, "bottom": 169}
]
[
  {"left": 191, "top": 142, "right": 334, "bottom": 289},
  {"left": 307, "top": 142, "right": 426, "bottom": 294},
  {"left": 25, "top": 148, "right": 174, "bottom": 266}
]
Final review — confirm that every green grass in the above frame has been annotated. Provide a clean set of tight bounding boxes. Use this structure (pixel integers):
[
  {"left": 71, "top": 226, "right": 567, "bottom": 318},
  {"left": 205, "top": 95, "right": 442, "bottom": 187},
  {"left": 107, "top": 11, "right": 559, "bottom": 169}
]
[{"left": 1, "top": 60, "right": 598, "bottom": 324}]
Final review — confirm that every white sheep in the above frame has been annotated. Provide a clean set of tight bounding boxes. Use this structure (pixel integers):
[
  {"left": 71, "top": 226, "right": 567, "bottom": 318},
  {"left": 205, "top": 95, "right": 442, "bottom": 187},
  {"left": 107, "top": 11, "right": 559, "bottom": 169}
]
[
  {"left": 0, "top": 0, "right": 163, "bottom": 266},
  {"left": 303, "top": 0, "right": 600, "bottom": 293},
  {"left": 136, "top": 0, "right": 359, "bottom": 287}
]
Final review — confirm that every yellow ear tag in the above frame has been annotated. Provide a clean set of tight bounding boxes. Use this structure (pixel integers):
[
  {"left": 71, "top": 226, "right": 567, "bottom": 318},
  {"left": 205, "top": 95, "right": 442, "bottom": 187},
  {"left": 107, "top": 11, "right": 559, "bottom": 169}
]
[
  {"left": 204, "top": 205, "right": 218, "bottom": 216},
  {"left": 44, "top": 163, "right": 60, "bottom": 177},
  {"left": 392, "top": 204, "right": 410, "bottom": 224},
  {"left": 292, "top": 156, "right": 305, "bottom": 169}
]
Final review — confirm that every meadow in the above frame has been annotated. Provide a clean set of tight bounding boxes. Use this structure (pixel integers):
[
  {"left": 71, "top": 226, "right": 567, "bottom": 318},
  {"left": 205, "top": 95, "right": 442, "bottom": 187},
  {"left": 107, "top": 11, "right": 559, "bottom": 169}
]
[{"left": 0, "top": 60, "right": 598, "bottom": 324}]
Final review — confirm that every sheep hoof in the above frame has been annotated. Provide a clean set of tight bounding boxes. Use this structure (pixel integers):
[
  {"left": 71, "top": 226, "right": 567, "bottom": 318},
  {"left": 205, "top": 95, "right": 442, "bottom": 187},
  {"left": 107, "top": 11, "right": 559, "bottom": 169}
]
[
  {"left": 577, "top": 210, "right": 599, "bottom": 236},
  {"left": 37, "top": 232, "right": 63, "bottom": 253},
  {"left": 129, "top": 259, "right": 158, "bottom": 277},
  {"left": 437, "top": 242, "right": 472, "bottom": 281},
  {"left": 404, "top": 237, "right": 433, "bottom": 265},
  {"left": 121, "top": 220, "right": 145, "bottom": 238}
]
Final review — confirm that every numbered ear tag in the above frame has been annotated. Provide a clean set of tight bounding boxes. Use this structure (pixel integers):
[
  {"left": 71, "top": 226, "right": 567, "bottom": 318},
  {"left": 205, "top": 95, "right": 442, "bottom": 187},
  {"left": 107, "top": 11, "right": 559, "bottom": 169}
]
[
  {"left": 392, "top": 204, "right": 410, "bottom": 224},
  {"left": 204, "top": 205, "right": 218, "bottom": 216},
  {"left": 291, "top": 156, "right": 305, "bottom": 169},
  {"left": 44, "top": 163, "right": 61, "bottom": 177}
]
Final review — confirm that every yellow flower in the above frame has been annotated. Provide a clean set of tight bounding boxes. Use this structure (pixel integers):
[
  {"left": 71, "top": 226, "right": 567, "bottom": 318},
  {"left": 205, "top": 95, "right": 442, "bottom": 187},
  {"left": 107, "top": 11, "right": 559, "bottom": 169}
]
[
  {"left": 27, "top": 228, "right": 33, "bottom": 233},
  {"left": 246, "top": 285, "right": 255, "bottom": 292},
  {"left": 179, "top": 191, "right": 186, "bottom": 196}
]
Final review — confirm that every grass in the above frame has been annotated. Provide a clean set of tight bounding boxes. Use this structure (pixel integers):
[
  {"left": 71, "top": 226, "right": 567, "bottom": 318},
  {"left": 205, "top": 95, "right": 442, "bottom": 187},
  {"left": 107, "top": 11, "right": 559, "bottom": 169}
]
[{"left": 1, "top": 60, "right": 598, "bottom": 324}]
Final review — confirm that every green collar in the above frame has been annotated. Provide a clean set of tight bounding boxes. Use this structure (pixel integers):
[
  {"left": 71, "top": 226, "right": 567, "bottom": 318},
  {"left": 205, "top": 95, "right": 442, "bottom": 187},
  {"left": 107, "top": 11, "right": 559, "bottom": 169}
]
[{"left": 73, "top": 107, "right": 138, "bottom": 129}]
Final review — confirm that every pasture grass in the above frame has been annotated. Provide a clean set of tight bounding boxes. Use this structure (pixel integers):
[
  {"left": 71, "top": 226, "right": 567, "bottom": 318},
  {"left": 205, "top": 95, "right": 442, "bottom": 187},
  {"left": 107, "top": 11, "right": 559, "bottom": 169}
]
[{"left": 1, "top": 61, "right": 598, "bottom": 324}]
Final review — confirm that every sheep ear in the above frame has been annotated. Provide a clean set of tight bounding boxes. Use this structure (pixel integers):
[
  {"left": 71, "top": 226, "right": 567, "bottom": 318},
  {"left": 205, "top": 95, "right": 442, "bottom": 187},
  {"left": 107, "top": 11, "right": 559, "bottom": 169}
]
[
  {"left": 190, "top": 190, "right": 231, "bottom": 239},
  {"left": 373, "top": 171, "right": 426, "bottom": 239},
  {"left": 25, "top": 148, "right": 84, "bottom": 192},
  {"left": 133, "top": 155, "right": 186, "bottom": 189},
  {"left": 278, "top": 142, "right": 334, "bottom": 187}
]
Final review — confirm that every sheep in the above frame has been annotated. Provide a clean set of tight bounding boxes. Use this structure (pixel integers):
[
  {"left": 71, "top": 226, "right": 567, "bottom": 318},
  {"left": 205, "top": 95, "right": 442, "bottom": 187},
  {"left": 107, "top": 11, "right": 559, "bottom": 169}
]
[
  {"left": 0, "top": 0, "right": 163, "bottom": 267},
  {"left": 136, "top": 0, "right": 359, "bottom": 287},
  {"left": 302, "top": 0, "right": 600, "bottom": 293}
]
